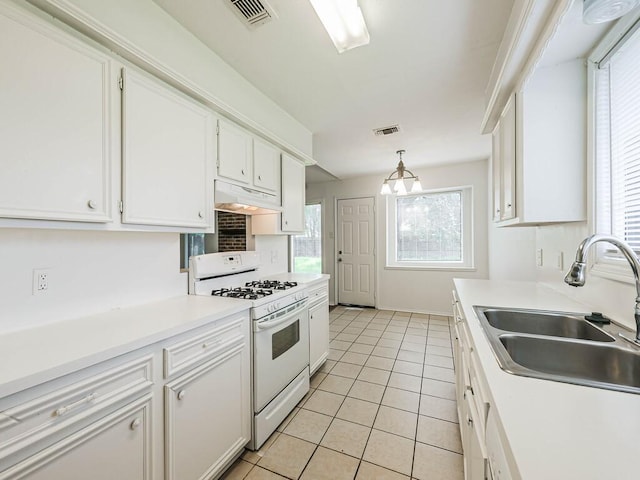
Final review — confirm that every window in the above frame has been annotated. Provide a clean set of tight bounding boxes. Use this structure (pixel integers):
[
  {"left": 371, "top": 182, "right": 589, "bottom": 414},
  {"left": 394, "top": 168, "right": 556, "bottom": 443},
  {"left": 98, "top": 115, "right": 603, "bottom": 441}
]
[
  {"left": 291, "top": 203, "right": 322, "bottom": 273},
  {"left": 386, "top": 186, "right": 473, "bottom": 269},
  {"left": 593, "top": 19, "right": 640, "bottom": 276}
]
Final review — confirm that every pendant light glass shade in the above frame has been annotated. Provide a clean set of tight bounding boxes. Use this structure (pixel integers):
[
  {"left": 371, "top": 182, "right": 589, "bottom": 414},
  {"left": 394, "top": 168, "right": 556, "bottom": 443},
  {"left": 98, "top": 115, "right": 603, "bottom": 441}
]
[
  {"left": 380, "top": 150, "right": 422, "bottom": 196},
  {"left": 380, "top": 181, "right": 392, "bottom": 195}
]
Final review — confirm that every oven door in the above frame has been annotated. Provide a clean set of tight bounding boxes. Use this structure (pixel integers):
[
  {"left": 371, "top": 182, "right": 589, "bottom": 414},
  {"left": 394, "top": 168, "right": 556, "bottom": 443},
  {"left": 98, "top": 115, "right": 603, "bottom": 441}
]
[{"left": 253, "top": 298, "right": 309, "bottom": 412}]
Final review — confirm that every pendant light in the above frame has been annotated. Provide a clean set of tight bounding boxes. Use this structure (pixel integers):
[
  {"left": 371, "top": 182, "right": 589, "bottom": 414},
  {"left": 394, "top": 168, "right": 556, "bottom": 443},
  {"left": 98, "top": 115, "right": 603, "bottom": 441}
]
[{"left": 380, "top": 150, "right": 422, "bottom": 196}]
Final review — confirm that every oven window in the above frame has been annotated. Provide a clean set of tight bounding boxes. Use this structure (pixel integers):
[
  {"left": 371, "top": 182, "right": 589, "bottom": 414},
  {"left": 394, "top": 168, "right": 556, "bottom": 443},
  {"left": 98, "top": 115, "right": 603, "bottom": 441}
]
[{"left": 272, "top": 320, "right": 300, "bottom": 360}]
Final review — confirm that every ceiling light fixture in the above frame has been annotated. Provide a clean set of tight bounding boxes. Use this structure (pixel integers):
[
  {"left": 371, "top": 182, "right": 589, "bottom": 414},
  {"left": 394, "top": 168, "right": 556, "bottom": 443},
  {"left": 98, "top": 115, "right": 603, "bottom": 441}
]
[
  {"left": 583, "top": 0, "right": 640, "bottom": 24},
  {"left": 308, "top": 0, "right": 370, "bottom": 53},
  {"left": 380, "top": 150, "right": 422, "bottom": 196}
]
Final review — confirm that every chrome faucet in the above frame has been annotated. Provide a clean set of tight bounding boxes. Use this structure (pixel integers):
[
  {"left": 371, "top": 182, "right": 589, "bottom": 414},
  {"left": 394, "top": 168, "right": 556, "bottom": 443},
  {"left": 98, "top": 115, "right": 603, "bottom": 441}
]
[{"left": 565, "top": 234, "right": 640, "bottom": 344}]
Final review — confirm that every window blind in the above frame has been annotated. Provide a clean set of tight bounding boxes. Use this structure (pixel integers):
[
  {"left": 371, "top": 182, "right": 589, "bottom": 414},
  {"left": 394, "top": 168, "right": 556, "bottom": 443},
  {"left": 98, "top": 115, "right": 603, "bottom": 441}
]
[{"left": 597, "top": 24, "right": 640, "bottom": 255}]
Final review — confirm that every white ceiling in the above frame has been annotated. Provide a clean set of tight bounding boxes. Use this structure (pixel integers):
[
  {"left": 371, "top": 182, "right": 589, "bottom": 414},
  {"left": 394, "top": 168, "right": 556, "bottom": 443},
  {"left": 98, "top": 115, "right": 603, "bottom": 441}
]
[{"left": 154, "top": 0, "right": 514, "bottom": 180}]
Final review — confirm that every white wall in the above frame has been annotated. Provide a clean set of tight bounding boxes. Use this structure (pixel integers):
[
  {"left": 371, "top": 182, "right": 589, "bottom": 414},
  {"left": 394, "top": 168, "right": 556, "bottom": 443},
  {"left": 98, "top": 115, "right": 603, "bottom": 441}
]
[
  {"left": 254, "top": 235, "right": 289, "bottom": 277},
  {"left": 486, "top": 157, "right": 538, "bottom": 281},
  {"left": 306, "top": 159, "right": 490, "bottom": 315},
  {"left": 0, "top": 229, "right": 185, "bottom": 332},
  {"left": 535, "top": 223, "right": 638, "bottom": 331}
]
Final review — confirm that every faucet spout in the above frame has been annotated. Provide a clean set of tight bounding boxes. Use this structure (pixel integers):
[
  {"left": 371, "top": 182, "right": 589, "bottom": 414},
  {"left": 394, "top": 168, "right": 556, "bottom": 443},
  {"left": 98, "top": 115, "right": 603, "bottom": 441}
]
[{"left": 565, "top": 234, "right": 640, "bottom": 343}]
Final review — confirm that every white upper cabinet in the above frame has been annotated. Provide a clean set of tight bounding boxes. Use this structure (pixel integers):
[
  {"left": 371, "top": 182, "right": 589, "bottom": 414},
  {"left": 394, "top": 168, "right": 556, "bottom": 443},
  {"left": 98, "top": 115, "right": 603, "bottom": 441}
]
[
  {"left": 493, "top": 94, "right": 516, "bottom": 222},
  {"left": 253, "top": 137, "right": 281, "bottom": 193},
  {"left": 281, "top": 154, "right": 305, "bottom": 233},
  {"left": 0, "top": 2, "right": 112, "bottom": 223},
  {"left": 121, "top": 68, "right": 213, "bottom": 228},
  {"left": 491, "top": 60, "right": 586, "bottom": 226},
  {"left": 217, "top": 119, "right": 282, "bottom": 196},
  {"left": 217, "top": 119, "right": 252, "bottom": 184}
]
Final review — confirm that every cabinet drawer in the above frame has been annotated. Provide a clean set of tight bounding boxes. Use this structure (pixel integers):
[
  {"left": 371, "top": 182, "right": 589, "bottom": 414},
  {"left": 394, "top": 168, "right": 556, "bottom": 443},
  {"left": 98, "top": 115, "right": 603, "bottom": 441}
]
[
  {"left": 163, "top": 314, "right": 246, "bottom": 378},
  {"left": 308, "top": 283, "right": 328, "bottom": 305},
  {"left": 1, "top": 395, "right": 152, "bottom": 480},
  {"left": 468, "top": 354, "right": 490, "bottom": 435},
  {"left": 0, "top": 355, "right": 153, "bottom": 463}
]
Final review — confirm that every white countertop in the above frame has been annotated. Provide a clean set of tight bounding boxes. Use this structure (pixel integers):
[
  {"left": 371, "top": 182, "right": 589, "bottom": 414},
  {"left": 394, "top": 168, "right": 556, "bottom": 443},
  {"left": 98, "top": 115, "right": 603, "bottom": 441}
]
[
  {"left": 454, "top": 279, "right": 640, "bottom": 480},
  {"left": 265, "top": 272, "right": 330, "bottom": 287},
  {"left": 0, "top": 295, "right": 250, "bottom": 398}
]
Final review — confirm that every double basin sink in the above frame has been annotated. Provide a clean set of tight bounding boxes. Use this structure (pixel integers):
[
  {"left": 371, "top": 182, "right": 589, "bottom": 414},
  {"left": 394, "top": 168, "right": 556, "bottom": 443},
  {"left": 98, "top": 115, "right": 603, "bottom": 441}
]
[{"left": 474, "top": 307, "right": 640, "bottom": 395}]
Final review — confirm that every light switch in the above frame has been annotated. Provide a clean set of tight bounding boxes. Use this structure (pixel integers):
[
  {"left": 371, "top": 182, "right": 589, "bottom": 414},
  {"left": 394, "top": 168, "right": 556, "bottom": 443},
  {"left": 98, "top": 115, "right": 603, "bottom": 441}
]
[{"left": 536, "top": 249, "right": 543, "bottom": 267}]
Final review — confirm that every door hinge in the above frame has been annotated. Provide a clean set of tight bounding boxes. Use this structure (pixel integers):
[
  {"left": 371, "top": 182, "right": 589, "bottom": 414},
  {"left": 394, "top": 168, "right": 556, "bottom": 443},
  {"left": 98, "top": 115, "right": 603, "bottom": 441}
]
[
  {"left": 216, "top": 123, "right": 220, "bottom": 135},
  {"left": 118, "top": 76, "right": 123, "bottom": 90},
  {"left": 118, "top": 200, "right": 123, "bottom": 214}
]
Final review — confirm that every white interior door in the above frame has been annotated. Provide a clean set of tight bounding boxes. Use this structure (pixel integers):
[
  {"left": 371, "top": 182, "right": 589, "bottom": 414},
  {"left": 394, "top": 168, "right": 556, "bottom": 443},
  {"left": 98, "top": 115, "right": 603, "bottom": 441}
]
[{"left": 337, "top": 197, "right": 375, "bottom": 307}]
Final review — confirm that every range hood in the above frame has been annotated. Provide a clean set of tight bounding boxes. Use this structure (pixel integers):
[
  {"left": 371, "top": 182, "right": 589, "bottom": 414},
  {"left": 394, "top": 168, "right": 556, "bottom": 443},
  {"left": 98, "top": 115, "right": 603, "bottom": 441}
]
[{"left": 214, "top": 180, "right": 281, "bottom": 215}]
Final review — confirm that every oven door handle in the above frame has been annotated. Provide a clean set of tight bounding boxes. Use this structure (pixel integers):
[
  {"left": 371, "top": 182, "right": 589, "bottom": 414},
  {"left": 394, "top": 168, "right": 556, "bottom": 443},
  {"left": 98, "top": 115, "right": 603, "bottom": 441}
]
[
  {"left": 256, "top": 315, "right": 297, "bottom": 331},
  {"left": 256, "top": 310, "right": 300, "bottom": 331}
]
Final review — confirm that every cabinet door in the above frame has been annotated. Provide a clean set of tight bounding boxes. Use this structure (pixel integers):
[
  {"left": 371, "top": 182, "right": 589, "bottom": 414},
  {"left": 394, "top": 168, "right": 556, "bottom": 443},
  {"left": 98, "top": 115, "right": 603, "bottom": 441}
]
[
  {"left": 491, "top": 127, "right": 502, "bottom": 222},
  {"left": 165, "top": 340, "right": 250, "bottom": 480},
  {"left": 281, "top": 154, "right": 305, "bottom": 232},
  {"left": 0, "top": 3, "right": 112, "bottom": 222},
  {"left": 217, "top": 120, "right": 251, "bottom": 184},
  {"left": 309, "top": 299, "right": 329, "bottom": 375},
  {"left": 253, "top": 138, "right": 280, "bottom": 193},
  {"left": 1, "top": 396, "right": 152, "bottom": 480},
  {"left": 499, "top": 95, "right": 516, "bottom": 221},
  {"left": 122, "top": 68, "right": 212, "bottom": 228},
  {"left": 463, "top": 392, "right": 488, "bottom": 480}
]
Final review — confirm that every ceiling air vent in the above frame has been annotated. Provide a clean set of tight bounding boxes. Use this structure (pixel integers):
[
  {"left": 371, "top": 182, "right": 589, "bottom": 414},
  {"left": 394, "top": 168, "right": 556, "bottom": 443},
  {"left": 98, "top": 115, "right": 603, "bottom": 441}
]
[
  {"left": 373, "top": 124, "right": 400, "bottom": 136},
  {"left": 226, "top": 0, "right": 277, "bottom": 29}
]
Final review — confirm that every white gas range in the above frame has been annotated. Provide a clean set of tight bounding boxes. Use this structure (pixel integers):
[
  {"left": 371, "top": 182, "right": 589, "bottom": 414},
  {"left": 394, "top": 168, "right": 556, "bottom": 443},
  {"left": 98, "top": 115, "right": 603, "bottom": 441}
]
[{"left": 188, "top": 252, "right": 310, "bottom": 450}]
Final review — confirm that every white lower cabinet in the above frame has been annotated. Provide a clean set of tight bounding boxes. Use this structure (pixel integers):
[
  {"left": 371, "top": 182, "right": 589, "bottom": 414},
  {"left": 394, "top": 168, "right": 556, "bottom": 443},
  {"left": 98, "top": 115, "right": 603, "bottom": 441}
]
[
  {"left": 452, "top": 293, "right": 490, "bottom": 480},
  {"left": 164, "top": 339, "right": 250, "bottom": 480},
  {"left": 0, "top": 311, "right": 252, "bottom": 480},
  {"left": 308, "top": 282, "right": 330, "bottom": 375},
  {"left": 1, "top": 396, "right": 152, "bottom": 480}
]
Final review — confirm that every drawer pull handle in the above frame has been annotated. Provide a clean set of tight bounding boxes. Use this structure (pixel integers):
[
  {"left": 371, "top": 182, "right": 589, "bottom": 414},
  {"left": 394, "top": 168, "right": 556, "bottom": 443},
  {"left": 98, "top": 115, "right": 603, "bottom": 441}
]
[
  {"left": 202, "top": 339, "right": 222, "bottom": 349},
  {"left": 55, "top": 393, "right": 96, "bottom": 417},
  {"left": 467, "top": 416, "right": 473, "bottom": 427},
  {"left": 130, "top": 418, "right": 141, "bottom": 430},
  {"left": 177, "top": 390, "right": 186, "bottom": 401}
]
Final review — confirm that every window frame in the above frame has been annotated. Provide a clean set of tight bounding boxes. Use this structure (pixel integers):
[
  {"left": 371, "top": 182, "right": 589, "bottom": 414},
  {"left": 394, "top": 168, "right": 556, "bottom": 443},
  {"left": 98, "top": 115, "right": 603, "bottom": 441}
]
[
  {"left": 385, "top": 185, "right": 475, "bottom": 271},
  {"left": 289, "top": 200, "right": 324, "bottom": 274},
  {"left": 590, "top": 12, "right": 640, "bottom": 284}
]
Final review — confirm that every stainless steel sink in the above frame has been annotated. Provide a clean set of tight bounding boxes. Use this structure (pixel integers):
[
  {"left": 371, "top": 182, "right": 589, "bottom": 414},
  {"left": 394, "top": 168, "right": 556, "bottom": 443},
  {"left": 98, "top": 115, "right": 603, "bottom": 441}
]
[
  {"left": 499, "top": 334, "right": 640, "bottom": 394},
  {"left": 479, "top": 307, "right": 615, "bottom": 342},
  {"left": 473, "top": 306, "right": 640, "bottom": 395}
]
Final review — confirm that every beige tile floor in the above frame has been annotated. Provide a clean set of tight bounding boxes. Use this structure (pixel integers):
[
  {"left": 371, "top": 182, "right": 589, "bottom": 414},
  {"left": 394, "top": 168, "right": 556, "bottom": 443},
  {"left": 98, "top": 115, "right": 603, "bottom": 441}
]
[{"left": 222, "top": 306, "right": 463, "bottom": 480}]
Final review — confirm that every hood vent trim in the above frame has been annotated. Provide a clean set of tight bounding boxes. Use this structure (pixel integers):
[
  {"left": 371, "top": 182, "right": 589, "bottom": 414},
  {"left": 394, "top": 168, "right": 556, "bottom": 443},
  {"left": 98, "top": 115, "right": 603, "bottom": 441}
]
[
  {"left": 373, "top": 124, "right": 400, "bottom": 136},
  {"left": 214, "top": 180, "right": 281, "bottom": 216},
  {"left": 227, "top": 0, "right": 277, "bottom": 28}
]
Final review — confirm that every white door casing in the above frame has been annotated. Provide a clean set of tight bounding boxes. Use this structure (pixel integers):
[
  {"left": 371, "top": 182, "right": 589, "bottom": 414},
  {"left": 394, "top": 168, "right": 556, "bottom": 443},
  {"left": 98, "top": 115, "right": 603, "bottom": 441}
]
[{"left": 337, "top": 197, "right": 375, "bottom": 307}]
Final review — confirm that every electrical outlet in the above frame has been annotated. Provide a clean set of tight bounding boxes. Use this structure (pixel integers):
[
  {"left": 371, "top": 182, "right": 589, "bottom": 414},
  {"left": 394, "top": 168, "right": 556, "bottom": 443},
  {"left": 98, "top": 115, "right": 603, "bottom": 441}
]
[
  {"left": 33, "top": 268, "right": 50, "bottom": 295},
  {"left": 536, "top": 249, "right": 543, "bottom": 267}
]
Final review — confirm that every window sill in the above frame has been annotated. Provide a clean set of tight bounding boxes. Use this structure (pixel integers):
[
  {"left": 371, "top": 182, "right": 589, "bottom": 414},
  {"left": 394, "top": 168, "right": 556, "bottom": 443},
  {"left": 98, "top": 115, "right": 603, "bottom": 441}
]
[
  {"left": 591, "top": 261, "right": 635, "bottom": 285},
  {"left": 384, "top": 265, "right": 476, "bottom": 272}
]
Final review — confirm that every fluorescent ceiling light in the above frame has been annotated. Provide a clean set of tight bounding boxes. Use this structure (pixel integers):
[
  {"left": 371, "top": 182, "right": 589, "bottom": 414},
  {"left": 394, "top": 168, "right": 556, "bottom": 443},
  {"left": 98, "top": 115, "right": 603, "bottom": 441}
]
[{"left": 308, "top": 0, "right": 370, "bottom": 53}]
